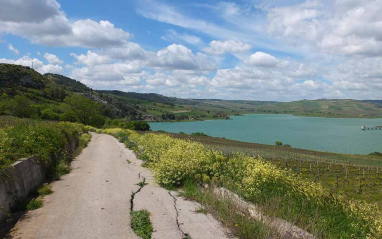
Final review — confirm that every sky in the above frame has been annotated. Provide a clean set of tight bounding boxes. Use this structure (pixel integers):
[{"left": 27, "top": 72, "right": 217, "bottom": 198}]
[{"left": 0, "top": 0, "right": 381, "bottom": 101}]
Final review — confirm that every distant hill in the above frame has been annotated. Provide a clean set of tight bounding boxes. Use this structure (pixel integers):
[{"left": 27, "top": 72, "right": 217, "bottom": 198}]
[
  {"left": 363, "top": 100, "right": 382, "bottom": 108},
  {"left": 251, "top": 99, "right": 382, "bottom": 118},
  {"left": 1, "top": 63, "right": 381, "bottom": 122}
]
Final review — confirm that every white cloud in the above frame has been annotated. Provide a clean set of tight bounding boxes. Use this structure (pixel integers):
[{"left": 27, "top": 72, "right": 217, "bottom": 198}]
[
  {"left": 136, "top": 0, "right": 245, "bottom": 42},
  {"left": 0, "top": 0, "right": 61, "bottom": 23},
  {"left": 8, "top": 44, "right": 19, "bottom": 54},
  {"left": 0, "top": 56, "right": 63, "bottom": 74},
  {"left": 0, "top": 0, "right": 130, "bottom": 48},
  {"left": 266, "top": 0, "right": 382, "bottom": 57},
  {"left": 153, "top": 44, "right": 215, "bottom": 72},
  {"left": 203, "top": 40, "right": 252, "bottom": 56},
  {"left": 244, "top": 52, "right": 279, "bottom": 67},
  {"left": 161, "top": 29, "right": 202, "bottom": 45},
  {"left": 44, "top": 53, "right": 63, "bottom": 64},
  {"left": 71, "top": 51, "right": 111, "bottom": 66}
]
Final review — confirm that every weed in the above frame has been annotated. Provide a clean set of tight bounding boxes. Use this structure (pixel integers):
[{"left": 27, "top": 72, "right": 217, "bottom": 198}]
[
  {"left": 0, "top": 206, "right": 13, "bottom": 222},
  {"left": 195, "top": 206, "right": 207, "bottom": 215},
  {"left": 74, "top": 133, "right": 92, "bottom": 157},
  {"left": 38, "top": 184, "right": 53, "bottom": 197},
  {"left": 131, "top": 210, "right": 153, "bottom": 239},
  {"left": 54, "top": 159, "right": 71, "bottom": 180},
  {"left": 26, "top": 199, "right": 43, "bottom": 210},
  {"left": 137, "top": 178, "right": 148, "bottom": 188}
]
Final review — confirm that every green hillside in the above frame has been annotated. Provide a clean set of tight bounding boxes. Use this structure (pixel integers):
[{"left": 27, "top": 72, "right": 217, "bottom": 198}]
[
  {"left": 1, "top": 63, "right": 381, "bottom": 126},
  {"left": 251, "top": 99, "right": 382, "bottom": 118}
]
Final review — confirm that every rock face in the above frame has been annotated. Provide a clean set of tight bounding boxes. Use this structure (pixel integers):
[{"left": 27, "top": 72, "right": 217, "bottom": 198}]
[{"left": 0, "top": 64, "right": 45, "bottom": 89}]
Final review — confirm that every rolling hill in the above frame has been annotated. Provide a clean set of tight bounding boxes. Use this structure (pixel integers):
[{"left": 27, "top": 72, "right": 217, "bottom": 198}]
[
  {"left": 250, "top": 99, "right": 382, "bottom": 118},
  {"left": 1, "top": 63, "right": 381, "bottom": 123}
]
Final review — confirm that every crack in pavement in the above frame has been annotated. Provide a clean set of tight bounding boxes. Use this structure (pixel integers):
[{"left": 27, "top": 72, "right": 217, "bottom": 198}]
[
  {"left": 168, "top": 191, "right": 190, "bottom": 239},
  {"left": 130, "top": 178, "right": 146, "bottom": 211}
]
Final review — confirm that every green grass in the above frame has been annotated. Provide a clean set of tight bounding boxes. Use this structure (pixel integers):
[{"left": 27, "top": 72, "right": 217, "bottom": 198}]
[
  {"left": 131, "top": 210, "right": 153, "bottom": 239},
  {"left": 195, "top": 206, "right": 208, "bottom": 215},
  {"left": 26, "top": 199, "right": 43, "bottom": 210},
  {"left": 37, "top": 184, "right": 53, "bottom": 197},
  {"left": 137, "top": 178, "right": 148, "bottom": 188},
  {"left": 74, "top": 133, "right": 92, "bottom": 156}
]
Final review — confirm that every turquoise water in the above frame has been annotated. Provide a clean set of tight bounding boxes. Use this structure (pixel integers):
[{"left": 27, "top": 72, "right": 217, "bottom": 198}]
[{"left": 149, "top": 114, "right": 382, "bottom": 154}]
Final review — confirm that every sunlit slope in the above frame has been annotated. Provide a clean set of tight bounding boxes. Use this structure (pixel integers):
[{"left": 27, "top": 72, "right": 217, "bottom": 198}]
[{"left": 252, "top": 99, "right": 382, "bottom": 117}]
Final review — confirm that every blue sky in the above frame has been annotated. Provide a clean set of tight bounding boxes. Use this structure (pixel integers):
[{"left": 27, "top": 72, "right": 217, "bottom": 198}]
[{"left": 0, "top": 0, "right": 381, "bottom": 101}]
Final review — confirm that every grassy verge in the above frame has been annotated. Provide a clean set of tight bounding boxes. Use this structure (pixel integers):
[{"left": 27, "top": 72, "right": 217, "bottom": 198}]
[
  {"left": 131, "top": 210, "right": 153, "bottom": 239},
  {"left": 0, "top": 116, "right": 88, "bottom": 178},
  {"left": 106, "top": 128, "right": 382, "bottom": 238},
  {"left": 181, "top": 180, "right": 277, "bottom": 239},
  {"left": 161, "top": 132, "right": 382, "bottom": 209}
]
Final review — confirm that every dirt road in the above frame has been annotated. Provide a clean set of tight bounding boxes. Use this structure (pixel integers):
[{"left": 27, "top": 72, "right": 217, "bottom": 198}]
[{"left": 11, "top": 134, "right": 232, "bottom": 239}]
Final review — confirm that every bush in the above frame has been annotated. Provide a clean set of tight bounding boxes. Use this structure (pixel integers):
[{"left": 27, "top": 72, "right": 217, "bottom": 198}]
[
  {"left": 369, "top": 152, "right": 382, "bottom": 157},
  {"left": 41, "top": 108, "right": 60, "bottom": 121},
  {"left": 26, "top": 199, "right": 43, "bottom": 210},
  {"left": 88, "top": 114, "right": 105, "bottom": 128},
  {"left": 38, "top": 184, "right": 53, "bottom": 196},
  {"left": 275, "top": 141, "right": 283, "bottom": 146},
  {"left": 59, "top": 111, "right": 79, "bottom": 122},
  {"left": 125, "top": 121, "right": 150, "bottom": 131},
  {"left": 191, "top": 132, "right": 208, "bottom": 136},
  {"left": 0, "top": 118, "right": 86, "bottom": 174},
  {"left": 6, "top": 95, "right": 36, "bottom": 118}
]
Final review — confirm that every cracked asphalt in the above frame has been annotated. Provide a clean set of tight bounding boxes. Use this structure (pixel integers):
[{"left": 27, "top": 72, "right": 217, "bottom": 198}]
[{"left": 10, "top": 134, "right": 233, "bottom": 239}]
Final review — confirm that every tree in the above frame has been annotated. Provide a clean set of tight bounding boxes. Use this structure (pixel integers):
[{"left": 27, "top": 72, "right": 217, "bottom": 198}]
[
  {"left": 41, "top": 108, "right": 60, "bottom": 121},
  {"left": 88, "top": 114, "right": 106, "bottom": 128},
  {"left": 61, "top": 94, "right": 104, "bottom": 127},
  {"left": 60, "top": 111, "right": 79, "bottom": 122},
  {"left": 7, "top": 95, "right": 35, "bottom": 118},
  {"left": 125, "top": 121, "right": 150, "bottom": 131}
]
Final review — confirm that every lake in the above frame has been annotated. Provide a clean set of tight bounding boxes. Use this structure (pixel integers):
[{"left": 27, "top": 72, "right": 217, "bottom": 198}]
[{"left": 149, "top": 114, "right": 382, "bottom": 155}]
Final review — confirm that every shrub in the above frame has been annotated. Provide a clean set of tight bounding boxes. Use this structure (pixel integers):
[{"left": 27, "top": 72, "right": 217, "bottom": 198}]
[
  {"left": 125, "top": 121, "right": 150, "bottom": 131},
  {"left": 191, "top": 132, "right": 208, "bottom": 136},
  {"left": 38, "top": 184, "right": 53, "bottom": 196},
  {"left": 275, "top": 141, "right": 282, "bottom": 146},
  {"left": 0, "top": 118, "right": 86, "bottom": 174},
  {"left": 369, "top": 152, "right": 382, "bottom": 157},
  {"left": 26, "top": 199, "right": 43, "bottom": 210},
  {"left": 88, "top": 114, "right": 105, "bottom": 128}
]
